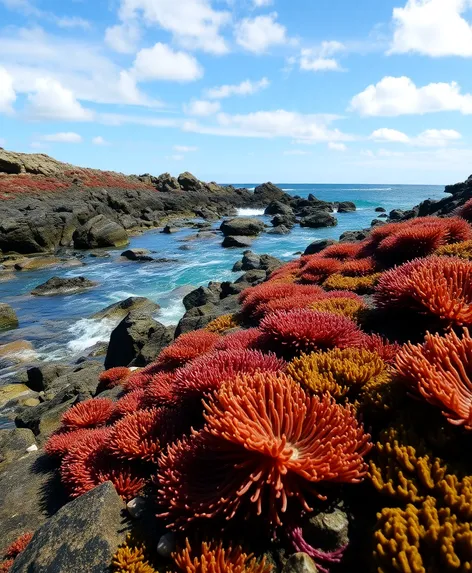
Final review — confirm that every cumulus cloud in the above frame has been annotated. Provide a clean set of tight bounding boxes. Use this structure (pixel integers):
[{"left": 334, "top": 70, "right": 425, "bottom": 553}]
[
  {"left": 328, "top": 142, "right": 347, "bottom": 151},
  {"left": 0, "top": 66, "right": 16, "bottom": 114},
  {"left": 27, "top": 78, "right": 94, "bottom": 121},
  {"left": 300, "top": 41, "right": 345, "bottom": 72},
  {"left": 55, "top": 16, "right": 91, "bottom": 30},
  {"left": 118, "top": 0, "right": 230, "bottom": 54},
  {"left": 389, "top": 0, "right": 472, "bottom": 57},
  {"left": 133, "top": 43, "right": 203, "bottom": 82},
  {"left": 370, "top": 127, "right": 462, "bottom": 147},
  {"left": 206, "top": 77, "right": 269, "bottom": 99},
  {"left": 350, "top": 76, "right": 472, "bottom": 116},
  {"left": 41, "top": 132, "right": 83, "bottom": 143},
  {"left": 235, "top": 13, "right": 288, "bottom": 53},
  {"left": 371, "top": 128, "right": 410, "bottom": 142},
  {"left": 185, "top": 100, "right": 221, "bottom": 116},
  {"left": 105, "top": 23, "right": 140, "bottom": 53},
  {"left": 92, "top": 136, "right": 109, "bottom": 145}
]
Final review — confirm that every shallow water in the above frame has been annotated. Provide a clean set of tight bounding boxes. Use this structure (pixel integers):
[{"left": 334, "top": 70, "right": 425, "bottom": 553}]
[{"left": 0, "top": 183, "right": 445, "bottom": 369}]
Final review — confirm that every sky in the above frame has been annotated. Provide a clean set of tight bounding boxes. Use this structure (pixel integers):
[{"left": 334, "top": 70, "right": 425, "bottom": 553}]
[{"left": 1, "top": 0, "right": 472, "bottom": 184}]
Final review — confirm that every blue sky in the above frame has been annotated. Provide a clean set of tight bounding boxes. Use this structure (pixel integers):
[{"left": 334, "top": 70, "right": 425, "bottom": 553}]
[{"left": 1, "top": 0, "right": 472, "bottom": 184}]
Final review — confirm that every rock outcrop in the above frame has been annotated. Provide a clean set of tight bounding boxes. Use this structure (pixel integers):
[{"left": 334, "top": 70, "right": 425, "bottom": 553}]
[{"left": 31, "top": 276, "right": 98, "bottom": 296}]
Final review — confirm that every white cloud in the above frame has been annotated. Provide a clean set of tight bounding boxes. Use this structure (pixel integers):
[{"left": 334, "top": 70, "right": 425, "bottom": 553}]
[
  {"left": 328, "top": 142, "right": 347, "bottom": 151},
  {"left": 206, "top": 77, "right": 269, "bottom": 99},
  {"left": 235, "top": 13, "right": 288, "bottom": 53},
  {"left": 92, "top": 136, "right": 109, "bottom": 145},
  {"left": 133, "top": 43, "right": 203, "bottom": 82},
  {"left": 105, "top": 24, "right": 140, "bottom": 54},
  {"left": 350, "top": 76, "right": 472, "bottom": 116},
  {"left": 0, "top": 0, "right": 40, "bottom": 16},
  {"left": 174, "top": 145, "right": 198, "bottom": 152},
  {"left": 27, "top": 77, "right": 94, "bottom": 121},
  {"left": 300, "top": 41, "right": 345, "bottom": 72},
  {"left": 389, "top": 0, "right": 472, "bottom": 57},
  {"left": 168, "top": 154, "right": 185, "bottom": 161},
  {"left": 41, "top": 132, "right": 83, "bottom": 143},
  {"left": 184, "top": 109, "right": 352, "bottom": 142},
  {"left": 55, "top": 17, "right": 91, "bottom": 30},
  {"left": 253, "top": 0, "right": 273, "bottom": 6},
  {"left": 185, "top": 100, "right": 221, "bottom": 116},
  {"left": 371, "top": 128, "right": 410, "bottom": 142},
  {"left": 284, "top": 149, "right": 311, "bottom": 155},
  {"left": 0, "top": 66, "right": 16, "bottom": 114},
  {"left": 0, "top": 137, "right": 6, "bottom": 147},
  {"left": 118, "top": 0, "right": 230, "bottom": 54}
]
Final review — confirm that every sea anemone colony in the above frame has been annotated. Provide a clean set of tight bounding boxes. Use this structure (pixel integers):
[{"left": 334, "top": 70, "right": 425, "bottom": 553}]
[{"left": 42, "top": 212, "right": 472, "bottom": 572}]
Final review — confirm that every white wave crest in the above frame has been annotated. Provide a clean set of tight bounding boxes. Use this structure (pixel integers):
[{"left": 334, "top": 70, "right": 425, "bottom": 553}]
[
  {"left": 237, "top": 208, "right": 265, "bottom": 217},
  {"left": 66, "top": 318, "right": 117, "bottom": 354}
]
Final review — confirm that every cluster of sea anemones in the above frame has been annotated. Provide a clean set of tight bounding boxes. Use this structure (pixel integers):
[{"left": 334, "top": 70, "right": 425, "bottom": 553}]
[{"left": 41, "top": 212, "right": 472, "bottom": 572}]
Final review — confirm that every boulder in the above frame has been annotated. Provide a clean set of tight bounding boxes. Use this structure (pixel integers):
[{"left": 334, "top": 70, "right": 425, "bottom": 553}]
[
  {"left": 272, "top": 214, "right": 295, "bottom": 228},
  {"left": 234, "top": 269, "right": 267, "bottom": 285},
  {"left": 183, "top": 286, "right": 220, "bottom": 311},
  {"left": 264, "top": 201, "right": 294, "bottom": 217},
  {"left": 0, "top": 384, "right": 33, "bottom": 407},
  {"left": 162, "top": 225, "right": 180, "bottom": 234},
  {"left": 31, "top": 276, "right": 98, "bottom": 296},
  {"left": 339, "top": 229, "right": 370, "bottom": 242},
  {"left": 120, "top": 248, "right": 154, "bottom": 262},
  {"left": 105, "top": 311, "right": 173, "bottom": 369},
  {"left": 337, "top": 201, "right": 356, "bottom": 213},
  {"left": 175, "top": 295, "right": 240, "bottom": 336},
  {"left": 220, "top": 218, "right": 265, "bottom": 237},
  {"left": 0, "top": 428, "right": 37, "bottom": 471},
  {"left": 92, "top": 297, "right": 159, "bottom": 320},
  {"left": 375, "top": 207, "right": 386, "bottom": 213},
  {"left": 282, "top": 553, "right": 319, "bottom": 573},
  {"left": 73, "top": 215, "right": 129, "bottom": 249},
  {"left": 222, "top": 236, "right": 254, "bottom": 248},
  {"left": 178, "top": 171, "right": 203, "bottom": 192},
  {"left": 11, "top": 482, "right": 128, "bottom": 573},
  {"left": 236, "top": 251, "right": 283, "bottom": 273},
  {"left": 25, "top": 363, "right": 71, "bottom": 392},
  {"left": 155, "top": 172, "right": 181, "bottom": 192},
  {"left": 304, "top": 508, "right": 349, "bottom": 552},
  {"left": 253, "top": 182, "right": 287, "bottom": 203},
  {"left": 304, "top": 239, "right": 337, "bottom": 256},
  {"left": 0, "top": 303, "right": 19, "bottom": 330},
  {"left": 14, "top": 257, "right": 61, "bottom": 271},
  {"left": 267, "top": 225, "right": 290, "bottom": 235},
  {"left": 300, "top": 212, "right": 338, "bottom": 228},
  {"left": 389, "top": 209, "right": 405, "bottom": 220}
]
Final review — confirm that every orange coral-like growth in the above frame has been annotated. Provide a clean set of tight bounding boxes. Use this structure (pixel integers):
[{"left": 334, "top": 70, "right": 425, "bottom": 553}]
[
  {"left": 436, "top": 240, "right": 472, "bottom": 260},
  {"left": 340, "top": 257, "right": 376, "bottom": 277},
  {"left": 61, "top": 398, "right": 115, "bottom": 430},
  {"left": 45, "top": 427, "right": 108, "bottom": 458},
  {"left": 323, "top": 273, "right": 382, "bottom": 293},
  {"left": 363, "top": 334, "right": 401, "bottom": 365},
  {"left": 113, "top": 389, "right": 146, "bottom": 419},
  {"left": 155, "top": 330, "right": 220, "bottom": 370},
  {"left": 172, "top": 539, "right": 273, "bottom": 573},
  {"left": 111, "top": 538, "right": 156, "bottom": 573},
  {"left": 0, "top": 560, "right": 14, "bottom": 573},
  {"left": 309, "top": 297, "right": 367, "bottom": 322},
  {"left": 99, "top": 367, "right": 131, "bottom": 389},
  {"left": 4, "top": 533, "right": 33, "bottom": 559},
  {"left": 205, "top": 314, "right": 240, "bottom": 334},
  {"left": 396, "top": 328, "right": 472, "bottom": 430},
  {"left": 140, "top": 372, "right": 177, "bottom": 408}
]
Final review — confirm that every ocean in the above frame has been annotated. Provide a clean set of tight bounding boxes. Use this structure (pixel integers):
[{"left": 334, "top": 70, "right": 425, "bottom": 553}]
[{"left": 0, "top": 183, "right": 445, "bottom": 371}]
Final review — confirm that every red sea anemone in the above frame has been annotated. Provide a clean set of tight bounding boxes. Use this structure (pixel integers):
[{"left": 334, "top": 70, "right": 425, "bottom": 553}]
[
  {"left": 213, "top": 328, "right": 263, "bottom": 351},
  {"left": 141, "top": 371, "right": 178, "bottom": 408},
  {"left": 258, "top": 309, "right": 365, "bottom": 358},
  {"left": 396, "top": 328, "right": 472, "bottom": 430},
  {"left": 319, "top": 242, "right": 366, "bottom": 260},
  {"left": 155, "top": 330, "right": 220, "bottom": 370},
  {"left": 45, "top": 427, "right": 109, "bottom": 458},
  {"left": 113, "top": 389, "right": 146, "bottom": 419},
  {"left": 298, "top": 257, "right": 344, "bottom": 284},
  {"left": 4, "top": 533, "right": 34, "bottom": 559},
  {"left": 340, "top": 257, "right": 376, "bottom": 277},
  {"left": 98, "top": 367, "right": 131, "bottom": 389},
  {"left": 158, "top": 372, "right": 371, "bottom": 529},
  {"left": 61, "top": 398, "right": 115, "bottom": 430},
  {"left": 363, "top": 334, "right": 401, "bottom": 365},
  {"left": 240, "top": 283, "right": 324, "bottom": 319}
]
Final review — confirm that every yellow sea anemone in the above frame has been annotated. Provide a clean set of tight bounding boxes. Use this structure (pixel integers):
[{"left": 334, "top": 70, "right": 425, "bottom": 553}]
[
  {"left": 205, "top": 314, "right": 241, "bottom": 334},
  {"left": 322, "top": 273, "right": 382, "bottom": 293}
]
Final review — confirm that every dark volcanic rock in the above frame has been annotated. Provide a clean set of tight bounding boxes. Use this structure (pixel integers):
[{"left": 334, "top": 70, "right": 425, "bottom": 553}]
[
  {"left": 183, "top": 286, "right": 221, "bottom": 311},
  {"left": 300, "top": 212, "right": 338, "bottom": 228},
  {"left": 11, "top": 482, "right": 128, "bottom": 573},
  {"left": 234, "top": 251, "right": 283, "bottom": 273},
  {"left": 0, "top": 302, "right": 19, "bottom": 330},
  {"left": 264, "top": 201, "right": 294, "bottom": 217},
  {"left": 272, "top": 214, "right": 295, "bottom": 228},
  {"left": 73, "top": 215, "right": 129, "bottom": 249},
  {"left": 339, "top": 229, "right": 370, "bottom": 242},
  {"left": 92, "top": 297, "right": 159, "bottom": 320},
  {"left": 267, "top": 225, "right": 290, "bottom": 235},
  {"left": 337, "top": 201, "right": 356, "bottom": 213},
  {"left": 222, "top": 236, "right": 253, "bottom": 248},
  {"left": 175, "top": 295, "right": 240, "bottom": 336},
  {"left": 375, "top": 207, "right": 386, "bottom": 213},
  {"left": 105, "top": 311, "right": 173, "bottom": 368},
  {"left": 304, "top": 239, "right": 337, "bottom": 255},
  {"left": 235, "top": 269, "right": 267, "bottom": 285},
  {"left": 389, "top": 209, "right": 405, "bottom": 220},
  {"left": 121, "top": 248, "right": 154, "bottom": 262},
  {"left": 220, "top": 217, "right": 265, "bottom": 237},
  {"left": 31, "top": 276, "right": 98, "bottom": 296},
  {"left": 178, "top": 171, "right": 204, "bottom": 192},
  {"left": 25, "top": 363, "right": 71, "bottom": 392},
  {"left": 254, "top": 182, "right": 287, "bottom": 203}
]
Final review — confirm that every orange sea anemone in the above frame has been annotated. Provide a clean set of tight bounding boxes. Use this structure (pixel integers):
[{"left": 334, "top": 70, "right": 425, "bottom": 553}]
[
  {"left": 98, "top": 367, "right": 131, "bottom": 389},
  {"left": 155, "top": 330, "right": 220, "bottom": 370},
  {"left": 213, "top": 328, "right": 263, "bottom": 352},
  {"left": 61, "top": 398, "right": 115, "bottom": 430}
]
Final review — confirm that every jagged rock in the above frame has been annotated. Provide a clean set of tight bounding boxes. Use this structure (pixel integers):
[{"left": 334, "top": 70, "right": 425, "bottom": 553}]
[
  {"left": 305, "top": 509, "right": 349, "bottom": 551},
  {"left": 337, "top": 201, "right": 356, "bottom": 213},
  {"left": 0, "top": 428, "right": 37, "bottom": 471},
  {"left": 92, "top": 297, "right": 159, "bottom": 320},
  {"left": 220, "top": 218, "right": 265, "bottom": 237},
  {"left": 222, "top": 236, "right": 254, "bottom": 248},
  {"left": 272, "top": 214, "right": 296, "bottom": 228},
  {"left": 265, "top": 201, "right": 294, "bottom": 217},
  {"left": 0, "top": 149, "right": 64, "bottom": 176},
  {"left": 39, "top": 361, "right": 103, "bottom": 400},
  {"left": 236, "top": 251, "right": 283, "bottom": 273},
  {"left": 254, "top": 182, "right": 287, "bottom": 203},
  {"left": 183, "top": 286, "right": 220, "bottom": 311},
  {"left": 371, "top": 219, "right": 385, "bottom": 227},
  {"left": 73, "top": 215, "right": 129, "bottom": 249},
  {"left": 235, "top": 269, "right": 267, "bottom": 285},
  {"left": 375, "top": 207, "right": 386, "bottom": 213},
  {"left": 0, "top": 384, "right": 33, "bottom": 407},
  {"left": 11, "top": 482, "right": 128, "bottom": 573},
  {"left": 178, "top": 171, "right": 204, "bottom": 192},
  {"left": 105, "top": 311, "right": 173, "bottom": 368},
  {"left": 14, "top": 256, "right": 61, "bottom": 271},
  {"left": 389, "top": 209, "right": 404, "bottom": 220},
  {"left": 175, "top": 296, "right": 240, "bottom": 336},
  {"left": 282, "top": 553, "right": 319, "bottom": 572},
  {"left": 156, "top": 172, "right": 180, "bottom": 192},
  {"left": 121, "top": 248, "right": 153, "bottom": 262},
  {"left": 300, "top": 212, "right": 338, "bottom": 228},
  {"left": 339, "top": 229, "right": 370, "bottom": 243},
  {"left": 25, "top": 363, "right": 71, "bottom": 392},
  {"left": 31, "top": 276, "right": 98, "bottom": 296},
  {"left": 0, "top": 451, "right": 67, "bottom": 555},
  {"left": 304, "top": 239, "right": 337, "bottom": 256},
  {"left": 0, "top": 302, "right": 18, "bottom": 330}
]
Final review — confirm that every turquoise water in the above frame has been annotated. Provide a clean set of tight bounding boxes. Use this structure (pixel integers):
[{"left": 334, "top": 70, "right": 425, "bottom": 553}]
[{"left": 0, "top": 184, "right": 445, "bottom": 366}]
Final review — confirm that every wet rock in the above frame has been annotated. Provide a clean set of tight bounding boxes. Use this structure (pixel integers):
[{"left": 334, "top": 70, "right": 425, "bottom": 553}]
[
  {"left": 31, "top": 276, "right": 98, "bottom": 296},
  {"left": 254, "top": 182, "right": 287, "bottom": 203},
  {"left": 265, "top": 201, "right": 294, "bottom": 217},
  {"left": 73, "top": 214, "right": 129, "bottom": 249},
  {"left": 162, "top": 225, "right": 180, "bottom": 234},
  {"left": 267, "top": 225, "right": 290, "bottom": 235},
  {"left": 339, "top": 229, "right": 370, "bottom": 243},
  {"left": 0, "top": 383, "right": 36, "bottom": 408},
  {"left": 300, "top": 212, "right": 338, "bottom": 228},
  {"left": 0, "top": 428, "right": 37, "bottom": 470},
  {"left": 89, "top": 250, "right": 110, "bottom": 258},
  {"left": 282, "top": 553, "right": 319, "bottom": 572},
  {"left": 120, "top": 248, "right": 154, "bottom": 262},
  {"left": 371, "top": 219, "right": 385, "bottom": 227},
  {"left": 337, "top": 201, "right": 356, "bottom": 213},
  {"left": 272, "top": 214, "right": 295, "bottom": 228},
  {"left": 183, "top": 286, "right": 220, "bottom": 311},
  {"left": 105, "top": 311, "right": 173, "bottom": 369},
  {"left": 92, "top": 297, "right": 159, "bottom": 320},
  {"left": 25, "top": 363, "right": 72, "bottom": 392},
  {"left": 220, "top": 217, "right": 265, "bottom": 237},
  {"left": 379, "top": 213, "right": 388, "bottom": 218},
  {"left": 157, "top": 533, "right": 176, "bottom": 558},
  {"left": 222, "top": 236, "right": 253, "bottom": 248},
  {"left": 14, "top": 257, "right": 61, "bottom": 271},
  {"left": 305, "top": 508, "right": 349, "bottom": 551},
  {"left": 0, "top": 303, "right": 19, "bottom": 330},
  {"left": 235, "top": 251, "right": 283, "bottom": 273},
  {"left": 0, "top": 340, "right": 35, "bottom": 363},
  {"left": 389, "top": 209, "right": 404, "bottom": 220},
  {"left": 41, "top": 361, "right": 103, "bottom": 399},
  {"left": 375, "top": 207, "right": 386, "bottom": 213},
  {"left": 11, "top": 482, "right": 128, "bottom": 573},
  {"left": 0, "top": 452, "right": 67, "bottom": 555},
  {"left": 304, "top": 239, "right": 337, "bottom": 256},
  {"left": 235, "top": 269, "right": 267, "bottom": 285},
  {"left": 15, "top": 395, "right": 76, "bottom": 440},
  {"left": 175, "top": 296, "right": 240, "bottom": 336}
]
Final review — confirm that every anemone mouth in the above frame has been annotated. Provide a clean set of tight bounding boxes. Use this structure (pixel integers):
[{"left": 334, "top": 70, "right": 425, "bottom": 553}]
[{"left": 286, "top": 442, "right": 301, "bottom": 461}]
